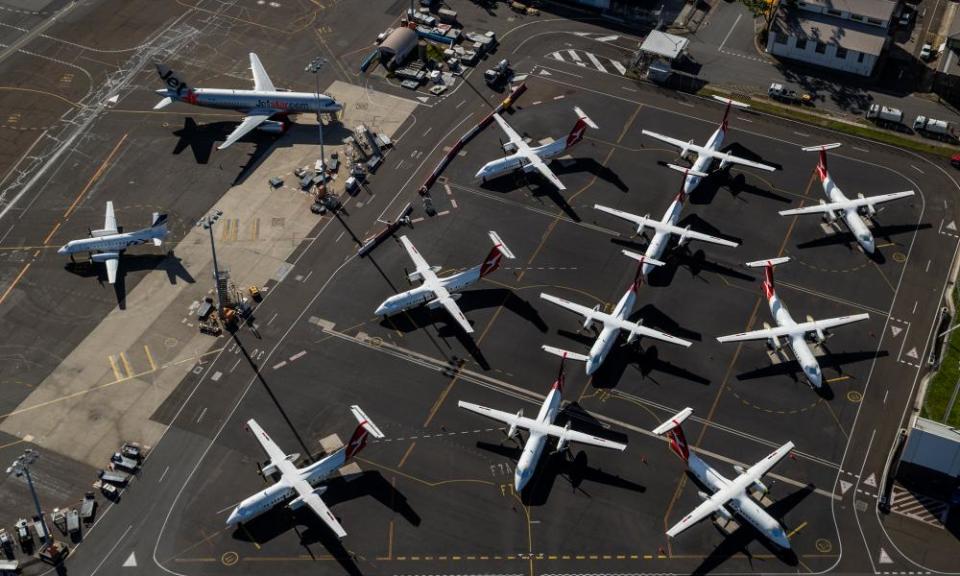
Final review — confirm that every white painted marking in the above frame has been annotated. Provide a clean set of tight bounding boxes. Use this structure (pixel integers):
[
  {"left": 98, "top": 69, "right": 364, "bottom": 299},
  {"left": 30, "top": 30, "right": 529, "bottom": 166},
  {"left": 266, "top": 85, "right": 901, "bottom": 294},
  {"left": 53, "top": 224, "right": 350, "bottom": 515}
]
[
  {"left": 925, "top": 259, "right": 931, "bottom": 272},
  {"left": 595, "top": 35, "right": 619, "bottom": 42},
  {"left": 946, "top": 220, "right": 957, "bottom": 231},
  {"left": 586, "top": 52, "right": 607, "bottom": 73},
  {"left": 158, "top": 465, "right": 169, "bottom": 483},
  {"left": 273, "top": 360, "right": 288, "bottom": 369},
  {"left": 879, "top": 548, "right": 893, "bottom": 564},
  {"left": 864, "top": 472, "right": 878, "bottom": 487},
  {"left": 905, "top": 347, "right": 919, "bottom": 359},
  {"left": 549, "top": 51, "right": 564, "bottom": 62},
  {"left": 210, "top": 371, "right": 222, "bottom": 382},
  {"left": 853, "top": 146, "right": 869, "bottom": 152},
  {"left": 738, "top": 116, "right": 753, "bottom": 123},
  {"left": 718, "top": 13, "right": 742, "bottom": 51},
  {"left": 567, "top": 49, "right": 581, "bottom": 62},
  {"left": 122, "top": 552, "right": 137, "bottom": 568},
  {"left": 455, "top": 99, "right": 467, "bottom": 109},
  {"left": 538, "top": 68, "right": 552, "bottom": 76},
  {"left": 335, "top": 231, "right": 345, "bottom": 243},
  {"left": 554, "top": 95, "right": 565, "bottom": 100},
  {"left": 840, "top": 479, "right": 853, "bottom": 495},
  {"left": 890, "top": 325, "right": 903, "bottom": 337},
  {"left": 451, "top": 199, "right": 458, "bottom": 208},
  {"left": 267, "top": 312, "right": 278, "bottom": 326},
  {"left": 289, "top": 350, "right": 307, "bottom": 362},
  {"left": 911, "top": 164, "right": 924, "bottom": 173},
  {"left": 883, "top": 389, "right": 889, "bottom": 404},
  {"left": 196, "top": 407, "right": 207, "bottom": 423},
  {"left": 610, "top": 60, "right": 627, "bottom": 75},
  {"left": 621, "top": 86, "right": 637, "bottom": 92},
  {"left": 912, "top": 300, "right": 918, "bottom": 314},
  {"left": 416, "top": 96, "right": 429, "bottom": 103},
  {"left": 794, "top": 131, "right": 810, "bottom": 137},
  {"left": 422, "top": 127, "right": 432, "bottom": 137}
]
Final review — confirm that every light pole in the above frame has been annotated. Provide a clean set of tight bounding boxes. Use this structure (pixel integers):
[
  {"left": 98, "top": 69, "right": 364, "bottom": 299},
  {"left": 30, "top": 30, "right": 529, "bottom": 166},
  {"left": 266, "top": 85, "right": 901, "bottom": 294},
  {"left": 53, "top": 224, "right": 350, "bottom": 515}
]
[
  {"left": 6, "top": 449, "right": 52, "bottom": 548},
  {"left": 305, "top": 57, "right": 327, "bottom": 171},
  {"left": 197, "top": 209, "right": 224, "bottom": 313}
]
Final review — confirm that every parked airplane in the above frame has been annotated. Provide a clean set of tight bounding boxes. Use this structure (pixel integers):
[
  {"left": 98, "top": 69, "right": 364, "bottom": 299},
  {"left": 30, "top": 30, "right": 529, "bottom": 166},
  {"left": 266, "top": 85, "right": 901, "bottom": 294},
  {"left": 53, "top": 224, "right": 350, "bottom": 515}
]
[
  {"left": 226, "top": 406, "right": 384, "bottom": 538},
  {"left": 642, "top": 96, "right": 776, "bottom": 195},
  {"left": 594, "top": 164, "right": 738, "bottom": 278},
  {"left": 476, "top": 107, "right": 598, "bottom": 190},
  {"left": 540, "top": 251, "right": 691, "bottom": 374},
  {"left": 57, "top": 201, "right": 168, "bottom": 284},
  {"left": 716, "top": 257, "right": 869, "bottom": 388},
  {"left": 778, "top": 143, "right": 914, "bottom": 254},
  {"left": 154, "top": 52, "right": 343, "bottom": 150},
  {"left": 458, "top": 345, "right": 627, "bottom": 491},
  {"left": 652, "top": 406, "right": 794, "bottom": 549},
  {"left": 375, "top": 231, "right": 515, "bottom": 334}
]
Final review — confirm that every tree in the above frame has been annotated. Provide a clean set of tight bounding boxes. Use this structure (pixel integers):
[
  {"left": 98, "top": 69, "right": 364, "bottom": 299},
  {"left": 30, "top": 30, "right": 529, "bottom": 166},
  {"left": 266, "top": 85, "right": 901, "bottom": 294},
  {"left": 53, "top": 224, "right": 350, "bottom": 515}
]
[{"left": 740, "top": 0, "right": 797, "bottom": 32}]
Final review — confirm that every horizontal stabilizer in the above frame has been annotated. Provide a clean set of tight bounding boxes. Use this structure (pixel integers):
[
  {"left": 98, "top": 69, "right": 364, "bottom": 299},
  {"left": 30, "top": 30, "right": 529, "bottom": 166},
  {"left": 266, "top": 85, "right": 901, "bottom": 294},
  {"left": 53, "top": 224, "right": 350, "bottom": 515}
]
[
  {"left": 746, "top": 256, "right": 790, "bottom": 268},
  {"left": 542, "top": 344, "right": 590, "bottom": 363},
  {"left": 621, "top": 249, "right": 665, "bottom": 268},
  {"left": 153, "top": 97, "right": 173, "bottom": 110},
  {"left": 801, "top": 143, "right": 842, "bottom": 152},
  {"left": 711, "top": 95, "right": 750, "bottom": 108},
  {"left": 488, "top": 230, "right": 516, "bottom": 259},
  {"left": 667, "top": 163, "right": 709, "bottom": 178},
  {"left": 350, "top": 405, "right": 385, "bottom": 438},
  {"left": 573, "top": 106, "right": 598, "bottom": 129},
  {"left": 651, "top": 407, "right": 694, "bottom": 435}
]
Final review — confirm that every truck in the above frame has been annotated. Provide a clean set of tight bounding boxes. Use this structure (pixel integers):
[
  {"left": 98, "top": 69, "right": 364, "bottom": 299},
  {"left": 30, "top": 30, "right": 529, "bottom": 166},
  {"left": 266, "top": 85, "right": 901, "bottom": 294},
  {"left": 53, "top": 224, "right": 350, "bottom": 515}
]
[
  {"left": 913, "top": 115, "right": 954, "bottom": 139},
  {"left": 0, "top": 528, "right": 13, "bottom": 558},
  {"left": 768, "top": 82, "right": 811, "bottom": 105},
  {"left": 80, "top": 492, "right": 96, "bottom": 524},
  {"left": 98, "top": 468, "right": 130, "bottom": 486},
  {"left": 13, "top": 521, "right": 30, "bottom": 551},
  {"left": 66, "top": 509, "right": 80, "bottom": 537},
  {"left": 111, "top": 452, "right": 139, "bottom": 472},
  {"left": 484, "top": 59, "right": 511, "bottom": 86},
  {"left": 437, "top": 8, "right": 457, "bottom": 23},
  {"left": 866, "top": 104, "right": 903, "bottom": 126}
]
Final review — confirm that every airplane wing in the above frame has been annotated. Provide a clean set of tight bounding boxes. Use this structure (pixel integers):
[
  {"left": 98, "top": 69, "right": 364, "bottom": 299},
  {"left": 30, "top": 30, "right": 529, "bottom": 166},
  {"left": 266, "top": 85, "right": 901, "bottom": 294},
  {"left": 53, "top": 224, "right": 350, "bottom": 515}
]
[
  {"left": 458, "top": 400, "right": 535, "bottom": 430},
  {"left": 103, "top": 201, "right": 118, "bottom": 234},
  {"left": 544, "top": 423, "right": 626, "bottom": 450},
  {"left": 104, "top": 256, "right": 119, "bottom": 285},
  {"left": 667, "top": 494, "right": 727, "bottom": 538},
  {"left": 217, "top": 111, "right": 274, "bottom": 150},
  {"left": 539, "top": 292, "right": 598, "bottom": 319},
  {"left": 717, "top": 313, "right": 870, "bottom": 342},
  {"left": 290, "top": 478, "right": 347, "bottom": 539},
  {"left": 612, "top": 317, "right": 693, "bottom": 347},
  {"left": 524, "top": 154, "right": 566, "bottom": 190},
  {"left": 399, "top": 235, "right": 431, "bottom": 273},
  {"left": 432, "top": 287, "right": 474, "bottom": 334},
  {"left": 641, "top": 129, "right": 776, "bottom": 172},
  {"left": 245, "top": 418, "right": 296, "bottom": 475},
  {"left": 492, "top": 113, "right": 527, "bottom": 150},
  {"left": 743, "top": 441, "right": 795, "bottom": 482},
  {"left": 249, "top": 53, "right": 276, "bottom": 92},
  {"left": 595, "top": 205, "right": 737, "bottom": 247},
  {"left": 779, "top": 191, "right": 914, "bottom": 216}
]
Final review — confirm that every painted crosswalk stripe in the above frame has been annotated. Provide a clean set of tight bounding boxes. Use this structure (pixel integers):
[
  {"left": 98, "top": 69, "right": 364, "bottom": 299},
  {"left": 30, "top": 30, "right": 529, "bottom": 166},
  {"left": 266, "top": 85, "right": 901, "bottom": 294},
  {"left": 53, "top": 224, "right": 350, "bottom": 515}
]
[
  {"left": 550, "top": 51, "right": 564, "bottom": 62},
  {"left": 586, "top": 52, "right": 607, "bottom": 73},
  {"left": 567, "top": 49, "right": 581, "bottom": 62},
  {"left": 610, "top": 59, "right": 627, "bottom": 75}
]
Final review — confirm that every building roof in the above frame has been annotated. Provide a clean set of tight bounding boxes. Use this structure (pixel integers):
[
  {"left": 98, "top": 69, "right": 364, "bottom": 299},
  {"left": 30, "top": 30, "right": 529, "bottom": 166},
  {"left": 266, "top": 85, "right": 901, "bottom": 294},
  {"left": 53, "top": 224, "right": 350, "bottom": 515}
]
[
  {"left": 913, "top": 417, "right": 960, "bottom": 442},
  {"left": 380, "top": 27, "right": 418, "bottom": 56},
  {"left": 798, "top": 0, "right": 896, "bottom": 22},
  {"left": 639, "top": 30, "right": 689, "bottom": 60},
  {"left": 773, "top": 9, "right": 887, "bottom": 55}
]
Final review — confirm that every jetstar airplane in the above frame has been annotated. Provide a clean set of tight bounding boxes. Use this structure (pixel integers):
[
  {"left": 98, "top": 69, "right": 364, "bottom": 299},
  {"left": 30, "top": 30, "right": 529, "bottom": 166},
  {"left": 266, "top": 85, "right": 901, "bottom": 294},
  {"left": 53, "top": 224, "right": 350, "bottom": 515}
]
[
  {"left": 154, "top": 52, "right": 343, "bottom": 150},
  {"left": 226, "top": 406, "right": 384, "bottom": 538},
  {"left": 642, "top": 96, "right": 776, "bottom": 195},
  {"left": 475, "top": 107, "right": 598, "bottom": 190},
  {"left": 778, "top": 143, "right": 914, "bottom": 254},
  {"left": 374, "top": 231, "right": 515, "bottom": 334},
  {"left": 652, "top": 407, "right": 794, "bottom": 549},
  {"left": 594, "top": 164, "right": 738, "bottom": 278},
  {"left": 458, "top": 345, "right": 627, "bottom": 491},
  {"left": 540, "top": 251, "right": 691, "bottom": 375},
  {"left": 716, "top": 257, "right": 869, "bottom": 388},
  {"left": 57, "top": 201, "right": 168, "bottom": 284}
]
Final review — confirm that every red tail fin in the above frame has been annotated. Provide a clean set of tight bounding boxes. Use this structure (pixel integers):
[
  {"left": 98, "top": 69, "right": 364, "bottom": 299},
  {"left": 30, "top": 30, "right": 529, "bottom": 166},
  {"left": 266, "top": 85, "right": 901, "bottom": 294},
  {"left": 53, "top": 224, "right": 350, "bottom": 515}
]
[
  {"left": 345, "top": 423, "right": 370, "bottom": 460},
  {"left": 552, "top": 353, "right": 566, "bottom": 392},
  {"left": 762, "top": 263, "right": 776, "bottom": 300},
  {"left": 565, "top": 118, "right": 588, "bottom": 149},
  {"left": 720, "top": 100, "right": 732, "bottom": 132},
  {"left": 630, "top": 261, "right": 644, "bottom": 293},
  {"left": 816, "top": 149, "right": 829, "bottom": 182},
  {"left": 479, "top": 245, "right": 504, "bottom": 277},
  {"left": 667, "top": 425, "right": 690, "bottom": 462}
]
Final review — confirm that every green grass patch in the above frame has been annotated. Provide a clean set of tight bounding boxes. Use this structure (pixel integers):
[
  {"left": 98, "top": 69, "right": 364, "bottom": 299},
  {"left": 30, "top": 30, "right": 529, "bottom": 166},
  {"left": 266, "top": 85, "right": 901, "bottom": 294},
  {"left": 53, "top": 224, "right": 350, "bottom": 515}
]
[
  {"left": 425, "top": 43, "right": 446, "bottom": 64},
  {"left": 922, "top": 286, "right": 960, "bottom": 428},
  {"left": 697, "top": 87, "right": 958, "bottom": 158}
]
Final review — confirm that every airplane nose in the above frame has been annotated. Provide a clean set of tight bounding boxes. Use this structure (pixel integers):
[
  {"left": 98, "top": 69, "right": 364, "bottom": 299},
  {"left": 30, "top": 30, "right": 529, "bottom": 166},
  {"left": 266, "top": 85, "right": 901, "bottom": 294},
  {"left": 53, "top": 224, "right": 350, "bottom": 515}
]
[
  {"left": 57, "top": 245, "right": 68, "bottom": 255},
  {"left": 374, "top": 303, "right": 388, "bottom": 316},
  {"left": 863, "top": 238, "right": 875, "bottom": 254},
  {"left": 226, "top": 509, "right": 240, "bottom": 526},
  {"left": 514, "top": 468, "right": 529, "bottom": 492},
  {"left": 808, "top": 368, "right": 822, "bottom": 388},
  {"left": 585, "top": 359, "right": 598, "bottom": 375}
]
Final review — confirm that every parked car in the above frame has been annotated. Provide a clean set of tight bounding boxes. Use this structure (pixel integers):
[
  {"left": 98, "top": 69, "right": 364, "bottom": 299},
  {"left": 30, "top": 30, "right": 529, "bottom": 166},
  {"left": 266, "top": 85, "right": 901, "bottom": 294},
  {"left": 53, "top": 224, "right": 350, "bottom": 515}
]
[{"left": 920, "top": 43, "right": 934, "bottom": 61}]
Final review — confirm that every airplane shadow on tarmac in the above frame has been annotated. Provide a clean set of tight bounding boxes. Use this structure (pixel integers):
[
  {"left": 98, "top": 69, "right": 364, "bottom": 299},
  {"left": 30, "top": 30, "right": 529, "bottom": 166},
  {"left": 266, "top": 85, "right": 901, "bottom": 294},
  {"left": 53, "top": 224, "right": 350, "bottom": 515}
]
[
  {"left": 793, "top": 221, "right": 932, "bottom": 264},
  {"left": 63, "top": 251, "right": 194, "bottom": 310},
  {"left": 478, "top": 172, "right": 582, "bottom": 222},
  {"left": 734, "top": 348, "right": 890, "bottom": 401},
  {"left": 609, "top": 237, "right": 754, "bottom": 288},
  {"left": 475, "top": 411, "right": 642, "bottom": 506},
  {"left": 681, "top": 165, "right": 792, "bottom": 207},
  {"left": 686, "top": 482, "right": 814, "bottom": 574},
  {"left": 233, "top": 471, "right": 421, "bottom": 576}
]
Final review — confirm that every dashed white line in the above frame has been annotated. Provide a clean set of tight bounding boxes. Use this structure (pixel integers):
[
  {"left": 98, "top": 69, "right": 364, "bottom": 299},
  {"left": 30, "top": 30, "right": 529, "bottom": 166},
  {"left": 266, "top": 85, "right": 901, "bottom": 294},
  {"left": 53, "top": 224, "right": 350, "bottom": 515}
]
[
  {"left": 676, "top": 101, "right": 694, "bottom": 107},
  {"left": 273, "top": 360, "right": 288, "bottom": 370},
  {"left": 912, "top": 300, "right": 918, "bottom": 314},
  {"left": 289, "top": 350, "right": 307, "bottom": 362},
  {"left": 554, "top": 95, "right": 565, "bottom": 100},
  {"left": 229, "top": 358, "right": 242, "bottom": 373},
  {"left": 925, "top": 259, "right": 931, "bottom": 272},
  {"left": 422, "top": 127, "right": 432, "bottom": 137},
  {"left": 585, "top": 51, "right": 607, "bottom": 73},
  {"left": 532, "top": 100, "right": 542, "bottom": 105},
  {"left": 794, "top": 131, "right": 810, "bottom": 137},
  {"left": 335, "top": 231, "right": 345, "bottom": 243},
  {"left": 883, "top": 389, "right": 889, "bottom": 404},
  {"left": 911, "top": 164, "right": 924, "bottom": 173},
  {"left": 158, "top": 465, "right": 169, "bottom": 483},
  {"left": 621, "top": 86, "right": 637, "bottom": 92},
  {"left": 853, "top": 146, "right": 869, "bottom": 152},
  {"left": 196, "top": 407, "right": 207, "bottom": 423},
  {"left": 455, "top": 99, "right": 467, "bottom": 109},
  {"left": 451, "top": 199, "right": 458, "bottom": 208},
  {"left": 737, "top": 116, "right": 753, "bottom": 123}
]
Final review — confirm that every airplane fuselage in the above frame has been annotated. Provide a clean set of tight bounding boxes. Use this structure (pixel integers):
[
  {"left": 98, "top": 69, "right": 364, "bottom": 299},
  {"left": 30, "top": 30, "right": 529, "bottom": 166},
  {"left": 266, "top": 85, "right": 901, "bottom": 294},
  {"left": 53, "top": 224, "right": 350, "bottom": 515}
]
[
  {"left": 686, "top": 453, "right": 791, "bottom": 549},
  {"left": 682, "top": 127, "right": 725, "bottom": 195},
  {"left": 819, "top": 172, "right": 875, "bottom": 253},
  {"left": 57, "top": 227, "right": 167, "bottom": 256},
  {"left": 767, "top": 291, "right": 822, "bottom": 388},
  {"left": 476, "top": 138, "right": 568, "bottom": 182},
  {"left": 375, "top": 265, "right": 483, "bottom": 316},
  {"left": 158, "top": 87, "right": 341, "bottom": 116},
  {"left": 585, "top": 288, "right": 636, "bottom": 375},
  {"left": 227, "top": 448, "right": 346, "bottom": 525},
  {"left": 514, "top": 387, "right": 562, "bottom": 491},
  {"left": 641, "top": 196, "right": 685, "bottom": 277}
]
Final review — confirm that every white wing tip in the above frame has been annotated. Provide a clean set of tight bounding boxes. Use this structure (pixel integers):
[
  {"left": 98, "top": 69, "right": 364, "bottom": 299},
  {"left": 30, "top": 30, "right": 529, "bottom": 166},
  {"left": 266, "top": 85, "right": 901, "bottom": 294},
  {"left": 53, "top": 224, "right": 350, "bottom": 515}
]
[
  {"left": 801, "top": 143, "right": 842, "bottom": 152},
  {"left": 541, "top": 344, "right": 589, "bottom": 362},
  {"left": 745, "top": 256, "right": 790, "bottom": 268},
  {"left": 651, "top": 407, "right": 694, "bottom": 435},
  {"left": 621, "top": 249, "right": 665, "bottom": 268},
  {"left": 666, "top": 163, "right": 709, "bottom": 178}
]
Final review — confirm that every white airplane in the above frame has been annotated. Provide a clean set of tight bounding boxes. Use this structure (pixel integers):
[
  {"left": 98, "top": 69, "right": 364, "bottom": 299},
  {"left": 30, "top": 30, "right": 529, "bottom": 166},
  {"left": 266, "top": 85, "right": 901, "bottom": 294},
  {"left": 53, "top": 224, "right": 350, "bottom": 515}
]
[
  {"left": 458, "top": 345, "right": 627, "bottom": 491},
  {"left": 778, "top": 143, "right": 914, "bottom": 254},
  {"left": 642, "top": 96, "right": 776, "bottom": 195},
  {"left": 540, "top": 251, "right": 692, "bottom": 375},
  {"left": 57, "top": 201, "right": 168, "bottom": 284},
  {"left": 375, "top": 231, "right": 515, "bottom": 334},
  {"left": 716, "top": 257, "right": 869, "bottom": 388},
  {"left": 475, "top": 107, "right": 598, "bottom": 190},
  {"left": 154, "top": 52, "right": 343, "bottom": 150},
  {"left": 652, "top": 407, "right": 794, "bottom": 549},
  {"left": 226, "top": 406, "right": 384, "bottom": 538},
  {"left": 594, "top": 164, "right": 738, "bottom": 278}
]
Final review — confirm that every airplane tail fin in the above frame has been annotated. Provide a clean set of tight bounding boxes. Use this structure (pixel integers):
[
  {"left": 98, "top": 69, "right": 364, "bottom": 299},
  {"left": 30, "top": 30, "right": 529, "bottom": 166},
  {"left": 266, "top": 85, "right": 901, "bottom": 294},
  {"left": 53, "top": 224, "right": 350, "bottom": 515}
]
[
  {"left": 155, "top": 63, "right": 192, "bottom": 100},
  {"left": 345, "top": 405, "right": 384, "bottom": 460},
  {"left": 565, "top": 107, "right": 597, "bottom": 149},
  {"left": 746, "top": 257, "right": 790, "bottom": 300},
  {"left": 651, "top": 407, "right": 693, "bottom": 462},
  {"left": 801, "top": 143, "right": 841, "bottom": 183},
  {"left": 479, "top": 231, "right": 515, "bottom": 277},
  {"left": 541, "top": 345, "right": 590, "bottom": 391}
]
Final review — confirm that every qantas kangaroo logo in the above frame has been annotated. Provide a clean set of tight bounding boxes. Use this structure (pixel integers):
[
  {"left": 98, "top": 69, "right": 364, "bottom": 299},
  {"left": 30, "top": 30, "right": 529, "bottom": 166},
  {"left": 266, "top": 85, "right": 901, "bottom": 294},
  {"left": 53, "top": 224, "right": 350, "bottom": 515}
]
[
  {"left": 667, "top": 426, "right": 690, "bottom": 462},
  {"left": 566, "top": 120, "right": 587, "bottom": 148},
  {"left": 479, "top": 248, "right": 503, "bottom": 277},
  {"left": 762, "top": 264, "right": 776, "bottom": 301}
]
